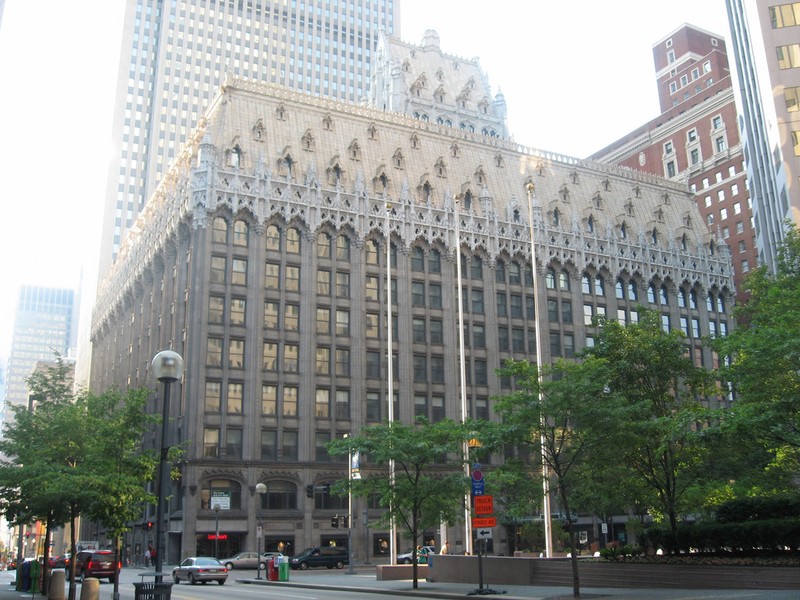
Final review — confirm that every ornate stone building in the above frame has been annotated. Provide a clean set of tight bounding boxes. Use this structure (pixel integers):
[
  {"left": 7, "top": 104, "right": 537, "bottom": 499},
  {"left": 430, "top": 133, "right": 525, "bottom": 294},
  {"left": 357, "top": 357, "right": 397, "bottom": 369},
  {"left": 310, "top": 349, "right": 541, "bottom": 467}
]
[{"left": 90, "top": 33, "right": 734, "bottom": 561}]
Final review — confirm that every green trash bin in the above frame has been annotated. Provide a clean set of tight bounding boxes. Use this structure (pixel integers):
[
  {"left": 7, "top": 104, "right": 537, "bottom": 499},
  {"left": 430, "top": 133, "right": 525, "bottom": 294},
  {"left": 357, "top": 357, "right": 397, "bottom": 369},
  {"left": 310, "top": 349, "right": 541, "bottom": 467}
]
[{"left": 278, "top": 557, "right": 289, "bottom": 581}]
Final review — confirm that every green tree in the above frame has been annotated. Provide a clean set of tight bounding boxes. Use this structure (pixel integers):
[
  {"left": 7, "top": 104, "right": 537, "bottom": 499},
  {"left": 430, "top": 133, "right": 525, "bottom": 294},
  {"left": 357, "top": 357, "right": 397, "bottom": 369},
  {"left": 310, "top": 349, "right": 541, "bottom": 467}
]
[
  {"left": 493, "top": 358, "right": 625, "bottom": 598},
  {"left": 0, "top": 356, "right": 158, "bottom": 600},
  {"left": 584, "top": 308, "right": 716, "bottom": 549},
  {"left": 713, "top": 225, "right": 800, "bottom": 480},
  {"left": 327, "top": 418, "right": 470, "bottom": 589}
]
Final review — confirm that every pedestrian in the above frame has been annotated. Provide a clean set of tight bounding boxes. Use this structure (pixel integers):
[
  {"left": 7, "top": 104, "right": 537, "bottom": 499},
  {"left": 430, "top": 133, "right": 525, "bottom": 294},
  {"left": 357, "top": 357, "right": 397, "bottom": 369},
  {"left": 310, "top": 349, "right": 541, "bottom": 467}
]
[
  {"left": 144, "top": 547, "right": 151, "bottom": 567},
  {"left": 439, "top": 541, "right": 449, "bottom": 555}
]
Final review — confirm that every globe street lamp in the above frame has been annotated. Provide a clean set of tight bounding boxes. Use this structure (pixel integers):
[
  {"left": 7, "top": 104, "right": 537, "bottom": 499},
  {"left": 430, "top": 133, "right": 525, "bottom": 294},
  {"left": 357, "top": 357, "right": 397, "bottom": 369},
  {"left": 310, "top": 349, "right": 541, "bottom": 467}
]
[
  {"left": 255, "top": 483, "right": 267, "bottom": 580},
  {"left": 151, "top": 350, "right": 184, "bottom": 583}
]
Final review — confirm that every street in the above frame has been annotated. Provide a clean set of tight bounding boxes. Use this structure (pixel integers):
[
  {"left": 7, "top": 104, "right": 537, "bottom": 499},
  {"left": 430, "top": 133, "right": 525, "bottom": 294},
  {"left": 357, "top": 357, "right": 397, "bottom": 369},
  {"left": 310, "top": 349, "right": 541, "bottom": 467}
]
[{"left": 0, "top": 567, "right": 432, "bottom": 600}]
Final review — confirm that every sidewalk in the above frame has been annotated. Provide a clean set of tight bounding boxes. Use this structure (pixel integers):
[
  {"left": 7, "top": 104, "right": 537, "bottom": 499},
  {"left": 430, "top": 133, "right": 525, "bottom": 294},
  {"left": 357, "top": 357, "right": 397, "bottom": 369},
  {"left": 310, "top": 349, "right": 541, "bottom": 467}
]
[
  {"left": 234, "top": 568, "right": 800, "bottom": 600},
  {"left": 0, "top": 566, "right": 796, "bottom": 600}
]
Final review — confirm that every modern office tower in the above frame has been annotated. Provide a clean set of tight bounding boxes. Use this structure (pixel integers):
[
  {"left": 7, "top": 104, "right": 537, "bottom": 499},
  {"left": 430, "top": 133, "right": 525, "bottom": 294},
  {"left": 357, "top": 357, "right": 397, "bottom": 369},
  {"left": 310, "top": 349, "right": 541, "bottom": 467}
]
[
  {"left": 725, "top": 0, "right": 800, "bottom": 272},
  {"left": 89, "top": 31, "right": 735, "bottom": 561},
  {"left": 98, "top": 0, "right": 399, "bottom": 276},
  {"left": 3, "top": 286, "right": 77, "bottom": 424},
  {"left": 591, "top": 24, "right": 756, "bottom": 302}
]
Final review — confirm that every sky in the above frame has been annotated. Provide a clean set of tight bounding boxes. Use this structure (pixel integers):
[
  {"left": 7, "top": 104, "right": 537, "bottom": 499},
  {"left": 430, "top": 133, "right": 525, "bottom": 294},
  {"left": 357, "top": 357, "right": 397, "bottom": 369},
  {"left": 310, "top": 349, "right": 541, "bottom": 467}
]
[{"left": 0, "top": 0, "right": 729, "bottom": 359}]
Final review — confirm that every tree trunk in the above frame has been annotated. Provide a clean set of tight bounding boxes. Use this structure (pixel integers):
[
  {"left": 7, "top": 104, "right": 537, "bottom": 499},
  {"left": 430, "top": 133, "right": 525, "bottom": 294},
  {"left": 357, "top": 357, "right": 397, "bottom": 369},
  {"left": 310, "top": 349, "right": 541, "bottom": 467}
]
[
  {"left": 67, "top": 505, "right": 78, "bottom": 600},
  {"left": 559, "top": 487, "right": 581, "bottom": 598}
]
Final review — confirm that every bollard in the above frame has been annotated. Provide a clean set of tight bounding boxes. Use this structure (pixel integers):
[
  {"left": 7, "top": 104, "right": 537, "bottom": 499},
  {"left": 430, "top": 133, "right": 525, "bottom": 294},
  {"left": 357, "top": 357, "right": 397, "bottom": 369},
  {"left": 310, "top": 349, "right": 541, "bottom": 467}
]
[
  {"left": 48, "top": 570, "right": 66, "bottom": 600},
  {"left": 79, "top": 577, "right": 100, "bottom": 600}
]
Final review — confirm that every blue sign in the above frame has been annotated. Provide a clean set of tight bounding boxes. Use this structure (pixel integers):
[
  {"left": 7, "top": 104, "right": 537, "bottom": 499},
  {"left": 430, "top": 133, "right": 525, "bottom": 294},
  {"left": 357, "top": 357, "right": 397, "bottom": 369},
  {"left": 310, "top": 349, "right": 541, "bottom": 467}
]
[{"left": 472, "top": 480, "right": 485, "bottom": 496}]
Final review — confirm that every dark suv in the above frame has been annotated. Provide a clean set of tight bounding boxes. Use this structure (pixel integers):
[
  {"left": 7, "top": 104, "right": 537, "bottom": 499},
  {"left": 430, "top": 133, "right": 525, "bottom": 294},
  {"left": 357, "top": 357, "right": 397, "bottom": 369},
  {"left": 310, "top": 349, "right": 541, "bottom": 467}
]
[
  {"left": 289, "top": 546, "right": 348, "bottom": 570},
  {"left": 69, "top": 550, "right": 119, "bottom": 583}
]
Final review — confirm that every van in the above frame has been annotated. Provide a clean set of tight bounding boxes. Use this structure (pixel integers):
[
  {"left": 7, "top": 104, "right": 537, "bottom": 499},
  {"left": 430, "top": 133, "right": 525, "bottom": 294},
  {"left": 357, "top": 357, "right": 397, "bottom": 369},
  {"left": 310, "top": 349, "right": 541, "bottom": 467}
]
[{"left": 289, "top": 546, "right": 348, "bottom": 570}]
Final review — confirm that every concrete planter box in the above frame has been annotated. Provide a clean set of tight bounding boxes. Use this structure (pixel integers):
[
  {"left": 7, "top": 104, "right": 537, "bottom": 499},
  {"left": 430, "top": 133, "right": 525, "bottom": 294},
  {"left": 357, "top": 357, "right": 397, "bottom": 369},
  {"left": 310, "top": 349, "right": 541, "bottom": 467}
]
[
  {"left": 376, "top": 564, "right": 429, "bottom": 580},
  {"left": 428, "top": 555, "right": 800, "bottom": 590}
]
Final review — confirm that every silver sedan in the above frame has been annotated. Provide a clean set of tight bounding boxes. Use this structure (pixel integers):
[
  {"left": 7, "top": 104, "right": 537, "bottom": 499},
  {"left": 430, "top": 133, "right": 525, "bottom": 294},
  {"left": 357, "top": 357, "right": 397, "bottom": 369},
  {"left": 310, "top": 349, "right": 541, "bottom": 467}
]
[{"left": 172, "top": 557, "right": 228, "bottom": 585}]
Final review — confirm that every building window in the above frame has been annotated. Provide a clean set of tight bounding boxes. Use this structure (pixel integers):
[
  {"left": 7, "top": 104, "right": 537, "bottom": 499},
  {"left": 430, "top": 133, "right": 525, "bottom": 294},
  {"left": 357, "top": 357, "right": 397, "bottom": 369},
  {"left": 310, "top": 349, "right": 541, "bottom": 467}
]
[
  {"left": 431, "top": 356, "right": 445, "bottom": 383},
  {"left": 687, "top": 129, "right": 698, "bottom": 142},
  {"left": 315, "top": 389, "right": 330, "bottom": 418},
  {"left": 209, "top": 296, "right": 224, "bottom": 324},
  {"left": 203, "top": 428, "right": 219, "bottom": 458},
  {"left": 265, "top": 262, "right": 280, "bottom": 289},
  {"left": 205, "top": 381, "right": 221, "bottom": 413},
  {"left": 366, "top": 351, "right": 381, "bottom": 378},
  {"left": 316, "top": 307, "right": 330, "bottom": 334},
  {"left": 336, "top": 310, "right": 350, "bottom": 336},
  {"left": 786, "top": 86, "right": 800, "bottom": 112},
  {"left": 336, "top": 235, "right": 350, "bottom": 260},
  {"left": 262, "top": 384, "right": 277, "bottom": 415},
  {"left": 413, "top": 355, "right": 427, "bottom": 382},
  {"left": 283, "top": 386, "right": 298, "bottom": 416},
  {"left": 261, "top": 430, "right": 277, "bottom": 460},
  {"left": 285, "top": 265, "right": 300, "bottom": 292},
  {"left": 664, "top": 141, "right": 674, "bottom": 154},
  {"left": 430, "top": 319, "right": 444, "bottom": 344},
  {"left": 336, "top": 272, "right": 350, "bottom": 297},
  {"left": 412, "top": 318, "right": 426, "bottom": 343},
  {"left": 229, "top": 339, "right": 245, "bottom": 368},
  {"left": 227, "top": 382, "right": 243, "bottom": 413},
  {"left": 233, "top": 220, "right": 248, "bottom": 246},
  {"left": 211, "top": 256, "right": 226, "bottom": 284},
  {"left": 335, "top": 348, "right": 350, "bottom": 377},
  {"left": 366, "top": 392, "right": 381, "bottom": 421},
  {"left": 265, "top": 225, "right": 281, "bottom": 250},
  {"left": 715, "top": 136, "right": 727, "bottom": 153},
  {"left": 282, "top": 432, "right": 298, "bottom": 461},
  {"left": 317, "top": 232, "right": 332, "bottom": 258},
  {"left": 777, "top": 44, "right": 800, "bottom": 69},
  {"left": 230, "top": 298, "right": 246, "bottom": 326},
  {"left": 286, "top": 228, "right": 301, "bottom": 253},
  {"left": 232, "top": 258, "right": 247, "bottom": 285},
  {"left": 335, "top": 390, "right": 350, "bottom": 420},
  {"left": 212, "top": 217, "right": 228, "bottom": 244},
  {"left": 225, "top": 428, "right": 243, "bottom": 459},
  {"left": 771, "top": 4, "right": 800, "bottom": 28},
  {"left": 366, "top": 312, "right": 380, "bottom": 339},
  {"left": 429, "top": 283, "right": 443, "bottom": 309},
  {"left": 316, "top": 347, "right": 330, "bottom": 375},
  {"left": 284, "top": 344, "right": 299, "bottom": 372},
  {"left": 793, "top": 130, "right": 800, "bottom": 156},
  {"left": 365, "top": 275, "right": 380, "bottom": 301},
  {"left": 317, "top": 270, "right": 331, "bottom": 295},
  {"left": 429, "top": 249, "right": 442, "bottom": 273},
  {"left": 207, "top": 337, "right": 223, "bottom": 366}
]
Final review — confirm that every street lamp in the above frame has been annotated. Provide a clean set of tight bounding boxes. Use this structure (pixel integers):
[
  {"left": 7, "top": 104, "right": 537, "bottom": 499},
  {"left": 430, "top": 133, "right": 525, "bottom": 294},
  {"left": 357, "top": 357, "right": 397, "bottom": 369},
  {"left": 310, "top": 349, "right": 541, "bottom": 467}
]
[
  {"left": 151, "top": 350, "right": 184, "bottom": 583},
  {"left": 213, "top": 504, "right": 220, "bottom": 559},
  {"left": 255, "top": 483, "right": 267, "bottom": 580}
]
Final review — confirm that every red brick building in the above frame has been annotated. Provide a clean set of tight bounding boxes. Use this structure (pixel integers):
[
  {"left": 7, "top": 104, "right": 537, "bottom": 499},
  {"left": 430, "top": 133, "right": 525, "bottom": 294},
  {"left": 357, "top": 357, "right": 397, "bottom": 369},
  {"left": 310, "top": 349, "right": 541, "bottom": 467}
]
[{"left": 591, "top": 24, "right": 756, "bottom": 303}]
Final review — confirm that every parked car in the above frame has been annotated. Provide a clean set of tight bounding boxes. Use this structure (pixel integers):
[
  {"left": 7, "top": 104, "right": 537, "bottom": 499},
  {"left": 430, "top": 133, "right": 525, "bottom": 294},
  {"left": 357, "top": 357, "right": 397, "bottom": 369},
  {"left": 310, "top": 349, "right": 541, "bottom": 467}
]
[
  {"left": 49, "top": 554, "right": 70, "bottom": 569},
  {"left": 289, "top": 546, "right": 348, "bottom": 570},
  {"left": 68, "top": 550, "right": 119, "bottom": 583},
  {"left": 397, "top": 546, "right": 435, "bottom": 564},
  {"left": 222, "top": 551, "right": 283, "bottom": 570},
  {"left": 172, "top": 557, "right": 227, "bottom": 585}
]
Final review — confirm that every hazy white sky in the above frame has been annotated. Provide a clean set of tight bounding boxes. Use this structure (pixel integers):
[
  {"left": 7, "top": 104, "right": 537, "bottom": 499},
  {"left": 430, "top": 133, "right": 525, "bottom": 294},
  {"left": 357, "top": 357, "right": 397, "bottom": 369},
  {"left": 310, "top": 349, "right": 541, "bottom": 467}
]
[{"left": 0, "top": 0, "right": 728, "bottom": 358}]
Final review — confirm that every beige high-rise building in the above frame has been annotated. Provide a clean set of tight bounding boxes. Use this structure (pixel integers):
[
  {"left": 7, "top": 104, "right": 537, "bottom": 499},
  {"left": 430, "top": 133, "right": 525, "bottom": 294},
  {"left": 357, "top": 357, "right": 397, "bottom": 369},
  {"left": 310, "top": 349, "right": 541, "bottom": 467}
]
[
  {"left": 725, "top": 0, "right": 800, "bottom": 271},
  {"left": 90, "top": 31, "right": 735, "bottom": 561}
]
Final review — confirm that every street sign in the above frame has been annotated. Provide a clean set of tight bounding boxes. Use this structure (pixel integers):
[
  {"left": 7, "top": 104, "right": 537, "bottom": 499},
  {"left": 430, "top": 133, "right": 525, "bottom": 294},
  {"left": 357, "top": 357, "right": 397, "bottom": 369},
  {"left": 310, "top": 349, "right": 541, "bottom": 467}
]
[
  {"left": 474, "top": 495, "right": 493, "bottom": 515},
  {"left": 472, "top": 480, "right": 485, "bottom": 496},
  {"left": 476, "top": 528, "right": 493, "bottom": 540},
  {"left": 471, "top": 517, "right": 497, "bottom": 528}
]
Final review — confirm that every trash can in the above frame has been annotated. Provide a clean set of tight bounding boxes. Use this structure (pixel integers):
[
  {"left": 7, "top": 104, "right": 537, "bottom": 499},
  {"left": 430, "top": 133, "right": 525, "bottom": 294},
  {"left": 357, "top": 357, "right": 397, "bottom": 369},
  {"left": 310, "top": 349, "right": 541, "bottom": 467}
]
[
  {"left": 278, "top": 557, "right": 289, "bottom": 581},
  {"left": 132, "top": 581, "right": 173, "bottom": 600},
  {"left": 29, "top": 560, "right": 41, "bottom": 594},
  {"left": 267, "top": 558, "right": 279, "bottom": 581}
]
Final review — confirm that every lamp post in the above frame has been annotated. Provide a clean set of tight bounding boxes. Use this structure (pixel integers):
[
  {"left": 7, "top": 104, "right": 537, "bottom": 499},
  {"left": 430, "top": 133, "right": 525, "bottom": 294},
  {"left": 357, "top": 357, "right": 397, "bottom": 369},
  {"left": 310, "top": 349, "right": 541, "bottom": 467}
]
[
  {"left": 151, "top": 350, "right": 184, "bottom": 583},
  {"left": 213, "top": 504, "right": 220, "bottom": 559},
  {"left": 525, "top": 182, "right": 553, "bottom": 558},
  {"left": 255, "top": 483, "right": 266, "bottom": 580}
]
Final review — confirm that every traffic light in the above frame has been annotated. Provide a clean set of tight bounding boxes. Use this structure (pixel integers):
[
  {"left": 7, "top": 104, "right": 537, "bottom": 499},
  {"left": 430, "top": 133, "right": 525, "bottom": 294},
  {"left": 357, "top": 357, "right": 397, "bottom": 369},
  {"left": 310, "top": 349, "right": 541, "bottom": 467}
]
[
  {"left": 306, "top": 484, "right": 314, "bottom": 498},
  {"left": 331, "top": 515, "right": 339, "bottom": 528},
  {"left": 145, "top": 521, "right": 153, "bottom": 530},
  {"left": 341, "top": 516, "right": 349, "bottom": 528}
]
